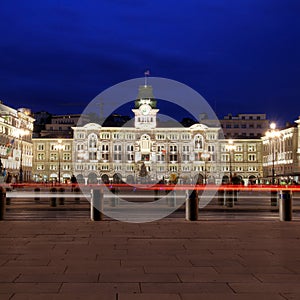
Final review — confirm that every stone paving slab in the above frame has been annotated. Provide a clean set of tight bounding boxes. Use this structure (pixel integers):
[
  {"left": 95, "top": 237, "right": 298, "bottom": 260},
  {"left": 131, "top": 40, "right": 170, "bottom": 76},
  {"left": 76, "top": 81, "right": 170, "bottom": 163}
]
[
  {"left": 180, "top": 293, "right": 286, "bottom": 300},
  {"left": 10, "top": 293, "right": 115, "bottom": 300},
  {"left": 1, "top": 220, "right": 300, "bottom": 299}
]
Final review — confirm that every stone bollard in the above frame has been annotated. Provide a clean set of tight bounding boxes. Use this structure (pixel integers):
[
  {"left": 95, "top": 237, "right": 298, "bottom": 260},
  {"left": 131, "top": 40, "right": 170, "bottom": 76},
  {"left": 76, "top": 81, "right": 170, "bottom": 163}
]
[
  {"left": 58, "top": 187, "right": 65, "bottom": 205},
  {"left": 0, "top": 187, "right": 6, "bottom": 220},
  {"left": 186, "top": 189, "right": 198, "bottom": 221},
  {"left": 226, "top": 188, "right": 234, "bottom": 207},
  {"left": 74, "top": 187, "right": 81, "bottom": 204},
  {"left": 6, "top": 187, "right": 11, "bottom": 205},
  {"left": 91, "top": 189, "right": 104, "bottom": 221},
  {"left": 233, "top": 189, "right": 239, "bottom": 203},
  {"left": 271, "top": 190, "right": 278, "bottom": 206},
  {"left": 154, "top": 187, "right": 159, "bottom": 201},
  {"left": 110, "top": 187, "right": 116, "bottom": 207},
  {"left": 34, "top": 187, "right": 40, "bottom": 203},
  {"left": 279, "top": 190, "right": 292, "bottom": 221},
  {"left": 169, "top": 190, "right": 176, "bottom": 207},
  {"left": 218, "top": 189, "right": 225, "bottom": 205},
  {"left": 50, "top": 187, "right": 57, "bottom": 207}
]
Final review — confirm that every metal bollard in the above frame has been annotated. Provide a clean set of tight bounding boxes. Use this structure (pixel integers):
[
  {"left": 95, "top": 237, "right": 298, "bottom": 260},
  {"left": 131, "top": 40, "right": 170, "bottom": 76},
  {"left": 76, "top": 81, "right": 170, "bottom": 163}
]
[
  {"left": 271, "top": 190, "right": 278, "bottom": 206},
  {"left": 0, "top": 187, "right": 6, "bottom": 220},
  {"left": 91, "top": 189, "right": 104, "bottom": 221},
  {"left": 34, "top": 187, "right": 40, "bottom": 203},
  {"left": 279, "top": 190, "right": 292, "bottom": 221},
  {"left": 50, "top": 187, "right": 57, "bottom": 207},
  {"left": 186, "top": 189, "right": 198, "bottom": 221}
]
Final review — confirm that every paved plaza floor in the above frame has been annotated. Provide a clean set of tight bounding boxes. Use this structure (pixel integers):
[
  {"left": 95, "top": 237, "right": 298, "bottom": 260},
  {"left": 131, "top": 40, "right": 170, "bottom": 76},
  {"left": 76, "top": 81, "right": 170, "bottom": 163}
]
[{"left": 1, "top": 219, "right": 300, "bottom": 299}]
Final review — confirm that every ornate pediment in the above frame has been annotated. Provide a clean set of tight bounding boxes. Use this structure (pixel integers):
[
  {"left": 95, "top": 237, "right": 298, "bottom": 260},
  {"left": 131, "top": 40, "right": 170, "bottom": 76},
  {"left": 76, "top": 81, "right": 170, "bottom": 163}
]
[
  {"left": 82, "top": 123, "right": 102, "bottom": 130},
  {"left": 189, "top": 123, "right": 209, "bottom": 131}
]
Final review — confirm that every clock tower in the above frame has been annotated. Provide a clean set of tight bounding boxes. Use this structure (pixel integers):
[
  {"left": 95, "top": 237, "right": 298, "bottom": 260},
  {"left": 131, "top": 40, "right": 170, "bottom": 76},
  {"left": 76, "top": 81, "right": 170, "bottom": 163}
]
[{"left": 132, "top": 85, "right": 159, "bottom": 129}]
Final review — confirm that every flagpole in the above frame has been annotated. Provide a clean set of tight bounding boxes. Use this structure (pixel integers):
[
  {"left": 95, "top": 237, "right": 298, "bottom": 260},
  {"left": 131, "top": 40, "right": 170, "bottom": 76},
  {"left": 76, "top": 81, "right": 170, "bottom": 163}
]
[{"left": 144, "top": 70, "right": 150, "bottom": 87}]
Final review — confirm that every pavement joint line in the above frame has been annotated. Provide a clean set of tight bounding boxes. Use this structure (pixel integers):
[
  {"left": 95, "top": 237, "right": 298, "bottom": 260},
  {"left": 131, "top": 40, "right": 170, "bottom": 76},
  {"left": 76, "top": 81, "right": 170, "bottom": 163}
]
[
  {"left": 226, "top": 282, "right": 237, "bottom": 294},
  {"left": 1, "top": 259, "right": 9, "bottom": 267},
  {"left": 8, "top": 293, "right": 15, "bottom": 300},
  {"left": 176, "top": 273, "right": 182, "bottom": 283},
  {"left": 252, "top": 273, "right": 264, "bottom": 283},
  {"left": 63, "top": 266, "right": 68, "bottom": 274},
  {"left": 279, "top": 292, "right": 289, "bottom": 300},
  {"left": 12, "top": 273, "right": 21, "bottom": 283},
  {"left": 57, "top": 282, "right": 64, "bottom": 293}
]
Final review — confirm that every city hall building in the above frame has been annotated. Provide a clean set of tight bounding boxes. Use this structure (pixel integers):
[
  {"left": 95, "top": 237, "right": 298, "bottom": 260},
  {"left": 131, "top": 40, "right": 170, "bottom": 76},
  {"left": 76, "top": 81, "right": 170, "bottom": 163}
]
[{"left": 72, "top": 85, "right": 262, "bottom": 185}]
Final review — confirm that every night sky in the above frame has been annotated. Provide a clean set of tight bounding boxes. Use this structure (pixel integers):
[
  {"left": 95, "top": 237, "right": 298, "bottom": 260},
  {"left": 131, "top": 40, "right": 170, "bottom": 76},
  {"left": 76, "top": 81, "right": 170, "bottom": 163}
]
[{"left": 0, "top": 0, "right": 299, "bottom": 127}]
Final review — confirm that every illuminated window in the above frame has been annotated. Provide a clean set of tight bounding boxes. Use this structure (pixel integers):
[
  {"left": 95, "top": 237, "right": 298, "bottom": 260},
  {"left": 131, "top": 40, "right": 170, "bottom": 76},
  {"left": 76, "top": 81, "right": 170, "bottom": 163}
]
[
  {"left": 248, "top": 154, "right": 256, "bottom": 161},
  {"left": 37, "top": 144, "right": 44, "bottom": 151}
]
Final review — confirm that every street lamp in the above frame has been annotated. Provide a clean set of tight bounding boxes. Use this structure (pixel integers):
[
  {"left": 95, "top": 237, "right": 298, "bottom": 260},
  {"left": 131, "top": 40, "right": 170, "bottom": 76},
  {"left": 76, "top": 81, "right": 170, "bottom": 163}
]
[
  {"left": 226, "top": 139, "right": 235, "bottom": 183},
  {"left": 266, "top": 122, "right": 281, "bottom": 207},
  {"left": 266, "top": 122, "right": 280, "bottom": 185},
  {"left": 18, "top": 128, "right": 29, "bottom": 183},
  {"left": 201, "top": 151, "right": 210, "bottom": 184},
  {"left": 55, "top": 139, "right": 64, "bottom": 184}
]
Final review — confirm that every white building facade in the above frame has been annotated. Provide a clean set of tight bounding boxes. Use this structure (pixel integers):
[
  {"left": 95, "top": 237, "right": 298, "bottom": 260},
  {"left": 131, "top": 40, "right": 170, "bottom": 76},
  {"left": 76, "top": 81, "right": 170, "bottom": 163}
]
[
  {"left": 0, "top": 103, "right": 34, "bottom": 181},
  {"left": 262, "top": 118, "right": 300, "bottom": 184},
  {"left": 72, "top": 85, "right": 262, "bottom": 185}
]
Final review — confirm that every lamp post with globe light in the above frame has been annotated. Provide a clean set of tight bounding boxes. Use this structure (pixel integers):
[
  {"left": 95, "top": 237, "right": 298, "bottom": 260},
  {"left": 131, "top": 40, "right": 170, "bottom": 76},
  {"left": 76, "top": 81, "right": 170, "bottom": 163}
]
[
  {"left": 201, "top": 151, "right": 210, "bottom": 184},
  {"left": 18, "top": 129, "right": 29, "bottom": 183},
  {"left": 224, "top": 139, "right": 236, "bottom": 207},
  {"left": 226, "top": 139, "right": 235, "bottom": 184},
  {"left": 266, "top": 122, "right": 280, "bottom": 206},
  {"left": 266, "top": 122, "right": 281, "bottom": 185},
  {"left": 55, "top": 139, "right": 64, "bottom": 184}
]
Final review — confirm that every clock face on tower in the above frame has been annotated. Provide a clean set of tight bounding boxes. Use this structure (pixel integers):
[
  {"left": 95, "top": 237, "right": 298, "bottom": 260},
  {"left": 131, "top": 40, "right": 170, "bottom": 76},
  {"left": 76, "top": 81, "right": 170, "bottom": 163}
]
[{"left": 140, "top": 104, "right": 151, "bottom": 115}]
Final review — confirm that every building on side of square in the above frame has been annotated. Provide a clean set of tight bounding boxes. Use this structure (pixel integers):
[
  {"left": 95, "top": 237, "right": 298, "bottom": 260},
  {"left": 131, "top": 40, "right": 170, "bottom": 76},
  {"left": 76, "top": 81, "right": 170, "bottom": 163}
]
[
  {"left": 262, "top": 117, "right": 300, "bottom": 184},
  {"left": 217, "top": 139, "right": 262, "bottom": 185},
  {"left": 37, "top": 114, "right": 90, "bottom": 138},
  {"left": 32, "top": 138, "right": 73, "bottom": 183},
  {"left": 32, "top": 113, "right": 90, "bottom": 183},
  {"left": 0, "top": 102, "right": 34, "bottom": 182},
  {"left": 220, "top": 113, "right": 270, "bottom": 139}
]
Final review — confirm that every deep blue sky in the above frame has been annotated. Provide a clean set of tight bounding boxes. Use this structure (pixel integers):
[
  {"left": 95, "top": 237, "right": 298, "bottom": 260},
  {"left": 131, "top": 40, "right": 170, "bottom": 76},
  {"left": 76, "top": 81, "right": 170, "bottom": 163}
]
[{"left": 0, "top": 0, "right": 299, "bottom": 126}]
